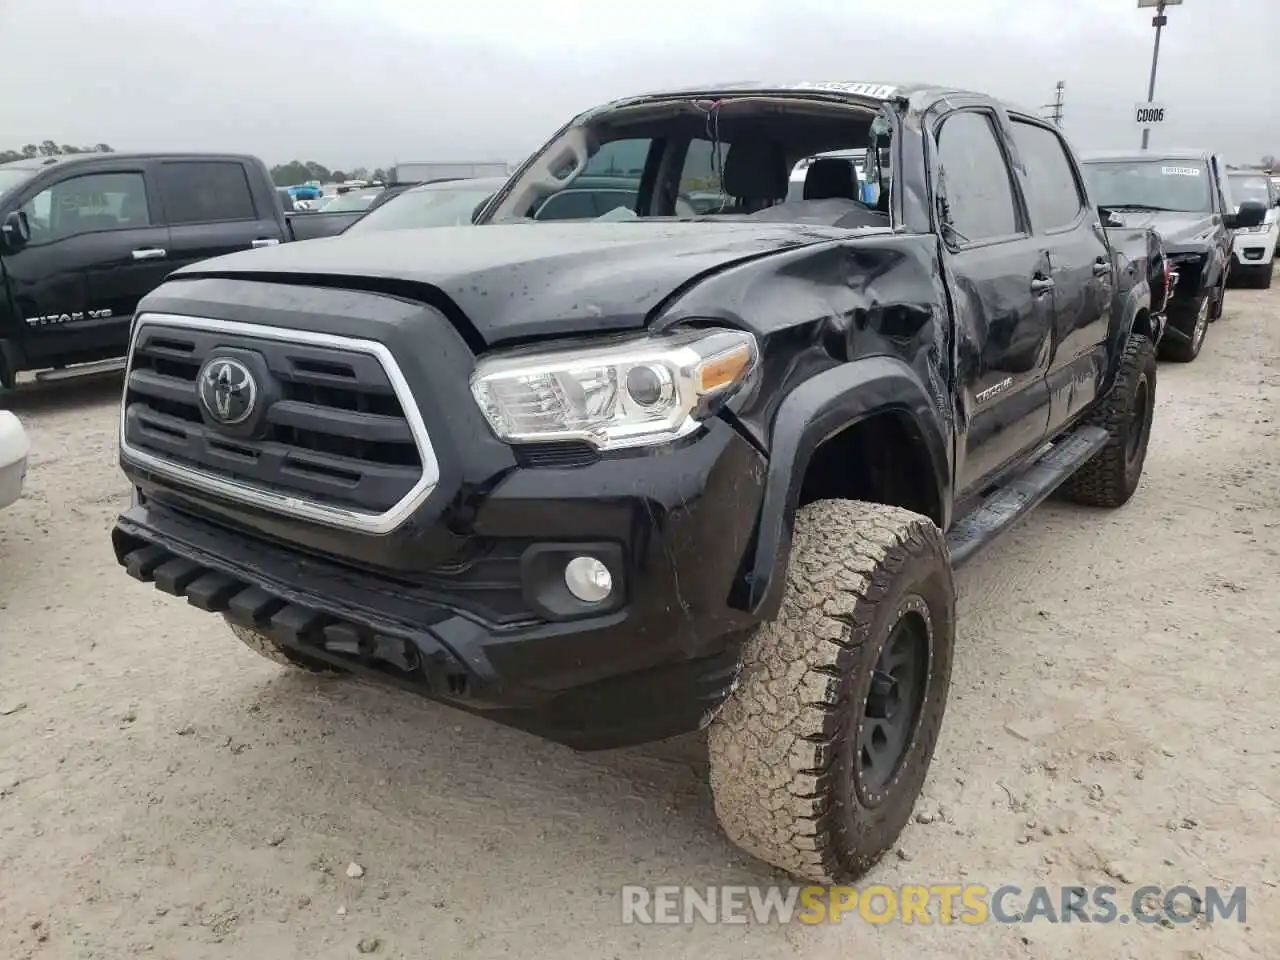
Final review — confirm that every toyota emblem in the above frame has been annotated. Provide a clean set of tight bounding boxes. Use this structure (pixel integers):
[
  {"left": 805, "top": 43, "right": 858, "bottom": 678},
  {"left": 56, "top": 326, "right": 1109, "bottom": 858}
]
[{"left": 197, "top": 357, "right": 258, "bottom": 426}]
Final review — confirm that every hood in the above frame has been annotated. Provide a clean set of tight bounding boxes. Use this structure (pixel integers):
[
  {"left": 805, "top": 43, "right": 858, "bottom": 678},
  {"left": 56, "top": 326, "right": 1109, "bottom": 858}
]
[
  {"left": 173, "top": 220, "right": 847, "bottom": 344},
  {"left": 1104, "top": 210, "right": 1219, "bottom": 252}
]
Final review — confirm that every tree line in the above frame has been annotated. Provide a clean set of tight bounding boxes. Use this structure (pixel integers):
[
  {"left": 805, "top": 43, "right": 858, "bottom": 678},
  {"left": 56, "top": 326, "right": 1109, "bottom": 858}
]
[
  {"left": 269, "top": 161, "right": 388, "bottom": 187},
  {"left": 1, "top": 142, "right": 114, "bottom": 163},
  {"left": 0, "top": 146, "right": 382, "bottom": 186}
]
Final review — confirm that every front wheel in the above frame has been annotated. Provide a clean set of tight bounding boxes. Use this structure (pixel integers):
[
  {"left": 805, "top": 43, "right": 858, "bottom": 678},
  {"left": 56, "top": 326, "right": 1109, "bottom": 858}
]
[
  {"left": 1209, "top": 277, "right": 1226, "bottom": 319},
  {"left": 1158, "top": 296, "right": 1208, "bottom": 363},
  {"left": 707, "top": 500, "right": 955, "bottom": 883}
]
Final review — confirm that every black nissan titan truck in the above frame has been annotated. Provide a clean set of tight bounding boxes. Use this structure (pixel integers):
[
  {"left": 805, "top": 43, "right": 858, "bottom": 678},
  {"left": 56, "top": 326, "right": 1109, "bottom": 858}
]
[
  {"left": 0, "top": 152, "right": 368, "bottom": 388},
  {"left": 112, "top": 81, "right": 1164, "bottom": 883}
]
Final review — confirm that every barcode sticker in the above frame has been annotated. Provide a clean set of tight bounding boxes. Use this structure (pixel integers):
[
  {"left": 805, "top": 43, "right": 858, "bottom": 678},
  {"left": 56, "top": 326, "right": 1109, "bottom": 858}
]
[{"left": 1161, "top": 166, "right": 1201, "bottom": 176}]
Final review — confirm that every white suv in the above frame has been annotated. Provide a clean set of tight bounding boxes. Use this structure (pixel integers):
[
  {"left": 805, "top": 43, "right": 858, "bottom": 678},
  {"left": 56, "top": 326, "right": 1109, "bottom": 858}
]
[
  {"left": 0, "top": 411, "right": 29, "bottom": 510},
  {"left": 1228, "top": 170, "right": 1278, "bottom": 289}
]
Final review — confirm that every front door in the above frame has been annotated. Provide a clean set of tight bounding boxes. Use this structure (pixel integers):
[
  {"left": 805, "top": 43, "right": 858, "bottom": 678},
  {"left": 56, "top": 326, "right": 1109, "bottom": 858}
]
[
  {"left": 933, "top": 108, "right": 1053, "bottom": 497},
  {"left": 3, "top": 166, "right": 170, "bottom": 365}
]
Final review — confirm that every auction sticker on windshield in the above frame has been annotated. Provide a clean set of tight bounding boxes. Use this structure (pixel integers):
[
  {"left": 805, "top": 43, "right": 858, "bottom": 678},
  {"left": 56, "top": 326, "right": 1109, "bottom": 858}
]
[
  {"left": 1162, "top": 167, "right": 1201, "bottom": 177},
  {"left": 788, "top": 81, "right": 899, "bottom": 99}
]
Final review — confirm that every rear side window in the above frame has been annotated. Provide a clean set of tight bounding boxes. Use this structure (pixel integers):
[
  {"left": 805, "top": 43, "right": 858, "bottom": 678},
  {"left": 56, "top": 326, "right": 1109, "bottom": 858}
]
[
  {"left": 935, "top": 111, "right": 1020, "bottom": 243},
  {"left": 1010, "top": 120, "right": 1086, "bottom": 231},
  {"left": 158, "top": 161, "right": 257, "bottom": 224},
  {"left": 583, "top": 138, "right": 651, "bottom": 177},
  {"left": 535, "top": 190, "right": 600, "bottom": 220},
  {"left": 593, "top": 190, "right": 638, "bottom": 216}
]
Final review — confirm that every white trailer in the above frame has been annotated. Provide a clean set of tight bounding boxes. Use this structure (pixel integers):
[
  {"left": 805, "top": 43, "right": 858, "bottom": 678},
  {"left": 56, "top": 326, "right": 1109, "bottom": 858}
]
[{"left": 390, "top": 161, "right": 510, "bottom": 184}]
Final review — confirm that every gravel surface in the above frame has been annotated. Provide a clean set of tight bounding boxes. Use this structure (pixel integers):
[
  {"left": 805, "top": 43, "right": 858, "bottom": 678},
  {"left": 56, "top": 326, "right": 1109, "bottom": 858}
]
[{"left": 2, "top": 274, "right": 1278, "bottom": 959}]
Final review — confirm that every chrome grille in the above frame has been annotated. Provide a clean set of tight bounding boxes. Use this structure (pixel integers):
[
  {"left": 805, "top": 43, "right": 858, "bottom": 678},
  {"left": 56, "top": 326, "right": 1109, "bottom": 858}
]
[{"left": 120, "top": 314, "right": 439, "bottom": 533}]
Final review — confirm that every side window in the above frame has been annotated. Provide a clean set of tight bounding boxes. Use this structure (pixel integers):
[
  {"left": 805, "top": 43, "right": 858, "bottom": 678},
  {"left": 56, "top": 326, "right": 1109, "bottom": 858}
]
[
  {"left": 593, "top": 190, "right": 638, "bottom": 216},
  {"left": 679, "top": 138, "right": 724, "bottom": 196},
  {"left": 934, "top": 111, "right": 1021, "bottom": 243},
  {"left": 583, "top": 138, "right": 651, "bottom": 177},
  {"left": 158, "top": 161, "right": 257, "bottom": 224},
  {"left": 20, "top": 172, "right": 151, "bottom": 243},
  {"left": 1010, "top": 120, "right": 1086, "bottom": 231},
  {"left": 535, "top": 191, "right": 599, "bottom": 221}
]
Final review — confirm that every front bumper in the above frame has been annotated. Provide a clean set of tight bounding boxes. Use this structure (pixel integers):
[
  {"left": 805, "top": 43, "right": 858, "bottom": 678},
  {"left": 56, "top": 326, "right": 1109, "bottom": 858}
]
[
  {"left": 1232, "top": 225, "right": 1278, "bottom": 270},
  {"left": 113, "top": 418, "right": 766, "bottom": 749},
  {"left": 0, "top": 412, "right": 29, "bottom": 510}
]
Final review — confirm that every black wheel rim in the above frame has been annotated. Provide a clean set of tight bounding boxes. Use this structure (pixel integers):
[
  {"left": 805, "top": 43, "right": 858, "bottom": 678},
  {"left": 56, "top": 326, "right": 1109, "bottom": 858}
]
[
  {"left": 854, "top": 596, "right": 932, "bottom": 807},
  {"left": 1125, "top": 374, "right": 1153, "bottom": 468}
]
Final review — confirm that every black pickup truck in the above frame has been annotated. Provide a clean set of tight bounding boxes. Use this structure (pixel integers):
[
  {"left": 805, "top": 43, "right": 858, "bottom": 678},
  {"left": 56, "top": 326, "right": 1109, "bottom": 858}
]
[
  {"left": 1081, "top": 149, "right": 1267, "bottom": 362},
  {"left": 112, "top": 81, "right": 1163, "bottom": 883},
  {"left": 0, "top": 152, "right": 337, "bottom": 388}
]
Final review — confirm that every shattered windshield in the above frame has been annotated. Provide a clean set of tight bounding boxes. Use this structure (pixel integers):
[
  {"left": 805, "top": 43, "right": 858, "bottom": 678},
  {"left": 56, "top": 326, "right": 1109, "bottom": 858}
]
[
  {"left": 346, "top": 180, "right": 503, "bottom": 233},
  {"left": 1082, "top": 159, "right": 1213, "bottom": 213},
  {"left": 482, "top": 94, "right": 896, "bottom": 229}
]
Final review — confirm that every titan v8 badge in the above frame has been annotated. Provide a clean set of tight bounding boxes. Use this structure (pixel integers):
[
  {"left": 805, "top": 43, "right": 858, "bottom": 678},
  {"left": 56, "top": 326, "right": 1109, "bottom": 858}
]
[{"left": 25, "top": 308, "right": 113, "bottom": 327}]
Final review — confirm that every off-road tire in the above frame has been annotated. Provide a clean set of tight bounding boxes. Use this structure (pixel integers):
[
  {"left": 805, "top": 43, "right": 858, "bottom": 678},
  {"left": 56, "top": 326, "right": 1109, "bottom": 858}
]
[
  {"left": 1058, "top": 334, "right": 1157, "bottom": 508},
  {"left": 1158, "top": 296, "right": 1208, "bottom": 363},
  {"left": 707, "top": 500, "right": 955, "bottom": 883},
  {"left": 227, "top": 622, "right": 343, "bottom": 673}
]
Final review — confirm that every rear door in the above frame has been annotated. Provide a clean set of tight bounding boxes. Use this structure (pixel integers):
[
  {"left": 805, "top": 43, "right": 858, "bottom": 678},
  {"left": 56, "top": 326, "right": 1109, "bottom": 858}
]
[
  {"left": 1008, "top": 117, "right": 1114, "bottom": 428},
  {"left": 156, "top": 159, "right": 283, "bottom": 270},
  {"left": 931, "top": 107, "right": 1054, "bottom": 497},
  {"left": 2, "top": 162, "right": 170, "bottom": 350}
]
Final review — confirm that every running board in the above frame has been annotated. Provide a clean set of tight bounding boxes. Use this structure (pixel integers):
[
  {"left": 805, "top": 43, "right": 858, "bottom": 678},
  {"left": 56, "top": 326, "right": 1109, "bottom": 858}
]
[
  {"left": 946, "top": 425, "right": 1109, "bottom": 568},
  {"left": 34, "top": 358, "right": 125, "bottom": 382}
]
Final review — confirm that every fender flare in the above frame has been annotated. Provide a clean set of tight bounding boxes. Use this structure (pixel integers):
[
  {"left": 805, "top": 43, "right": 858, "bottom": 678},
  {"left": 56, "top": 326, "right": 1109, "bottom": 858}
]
[
  {"left": 741, "top": 355, "right": 951, "bottom": 616},
  {"left": 1200, "top": 243, "right": 1228, "bottom": 294},
  {"left": 1111, "top": 273, "right": 1152, "bottom": 351}
]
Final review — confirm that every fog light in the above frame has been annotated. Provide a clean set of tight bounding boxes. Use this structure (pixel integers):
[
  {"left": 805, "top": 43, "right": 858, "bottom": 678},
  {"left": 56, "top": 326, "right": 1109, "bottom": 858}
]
[{"left": 564, "top": 556, "right": 613, "bottom": 603}]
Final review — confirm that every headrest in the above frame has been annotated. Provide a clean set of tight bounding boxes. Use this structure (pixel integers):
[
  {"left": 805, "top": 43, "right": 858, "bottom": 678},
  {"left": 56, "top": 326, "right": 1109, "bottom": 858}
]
[
  {"left": 804, "top": 158, "right": 858, "bottom": 201},
  {"left": 722, "top": 140, "right": 788, "bottom": 202}
]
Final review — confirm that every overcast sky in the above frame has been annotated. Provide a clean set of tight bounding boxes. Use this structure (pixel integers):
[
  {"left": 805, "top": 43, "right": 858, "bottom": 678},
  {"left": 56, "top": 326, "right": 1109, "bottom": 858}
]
[{"left": 1, "top": 0, "right": 1275, "bottom": 168}]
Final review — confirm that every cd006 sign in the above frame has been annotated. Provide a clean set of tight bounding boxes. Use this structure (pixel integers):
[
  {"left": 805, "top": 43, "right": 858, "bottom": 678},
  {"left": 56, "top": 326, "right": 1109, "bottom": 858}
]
[{"left": 1134, "top": 103, "right": 1167, "bottom": 126}]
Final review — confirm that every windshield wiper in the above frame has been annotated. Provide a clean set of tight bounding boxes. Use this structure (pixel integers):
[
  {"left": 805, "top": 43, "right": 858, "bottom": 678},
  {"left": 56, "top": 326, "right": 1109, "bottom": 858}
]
[{"left": 1101, "top": 203, "right": 1174, "bottom": 212}]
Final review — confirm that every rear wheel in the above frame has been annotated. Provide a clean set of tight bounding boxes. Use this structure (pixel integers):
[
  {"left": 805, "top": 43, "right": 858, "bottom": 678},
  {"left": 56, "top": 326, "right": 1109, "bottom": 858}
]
[
  {"left": 1158, "top": 296, "right": 1208, "bottom": 363},
  {"left": 707, "top": 500, "right": 954, "bottom": 882},
  {"left": 227, "top": 622, "right": 344, "bottom": 674},
  {"left": 1059, "top": 334, "right": 1157, "bottom": 508}
]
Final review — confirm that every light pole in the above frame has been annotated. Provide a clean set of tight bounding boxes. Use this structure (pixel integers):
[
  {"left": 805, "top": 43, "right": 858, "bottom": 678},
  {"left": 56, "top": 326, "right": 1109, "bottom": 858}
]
[{"left": 1137, "top": 0, "right": 1182, "bottom": 150}]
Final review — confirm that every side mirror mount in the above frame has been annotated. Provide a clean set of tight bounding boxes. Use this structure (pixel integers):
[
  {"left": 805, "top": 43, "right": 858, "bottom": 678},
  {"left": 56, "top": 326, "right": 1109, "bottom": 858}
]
[
  {"left": 0, "top": 210, "right": 30, "bottom": 251},
  {"left": 470, "top": 195, "right": 494, "bottom": 224},
  {"left": 1225, "top": 199, "right": 1266, "bottom": 230}
]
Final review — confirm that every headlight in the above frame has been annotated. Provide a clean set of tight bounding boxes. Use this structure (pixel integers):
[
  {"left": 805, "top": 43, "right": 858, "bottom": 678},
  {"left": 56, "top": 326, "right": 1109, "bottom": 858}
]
[{"left": 470, "top": 328, "right": 757, "bottom": 450}]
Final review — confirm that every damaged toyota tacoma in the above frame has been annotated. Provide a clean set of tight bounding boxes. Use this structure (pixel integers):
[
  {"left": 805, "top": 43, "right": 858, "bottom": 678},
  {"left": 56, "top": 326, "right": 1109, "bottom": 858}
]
[{"left": 112, "top": 81, "right": 1161, "bottom": 882}]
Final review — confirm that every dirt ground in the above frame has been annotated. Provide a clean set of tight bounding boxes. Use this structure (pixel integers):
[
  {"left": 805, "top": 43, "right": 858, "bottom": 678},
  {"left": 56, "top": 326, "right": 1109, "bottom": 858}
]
[{"left": 2, "top": 276, "right": 1278, "bottom": 960}]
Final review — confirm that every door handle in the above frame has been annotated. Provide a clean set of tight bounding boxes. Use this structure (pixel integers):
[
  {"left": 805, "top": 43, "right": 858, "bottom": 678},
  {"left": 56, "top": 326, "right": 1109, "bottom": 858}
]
[
  {"left": 1093, "top": 259, "right": 1112, "bottom": 276},
  {"left": 251, "top": 238, "right": 280, "bottom": 248},
  {"left": 1030, "top": 276, "right": 1055, "bottom": 294},
  {"left": 131, "top": 248, "right": 167, "bottom": 261}
]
